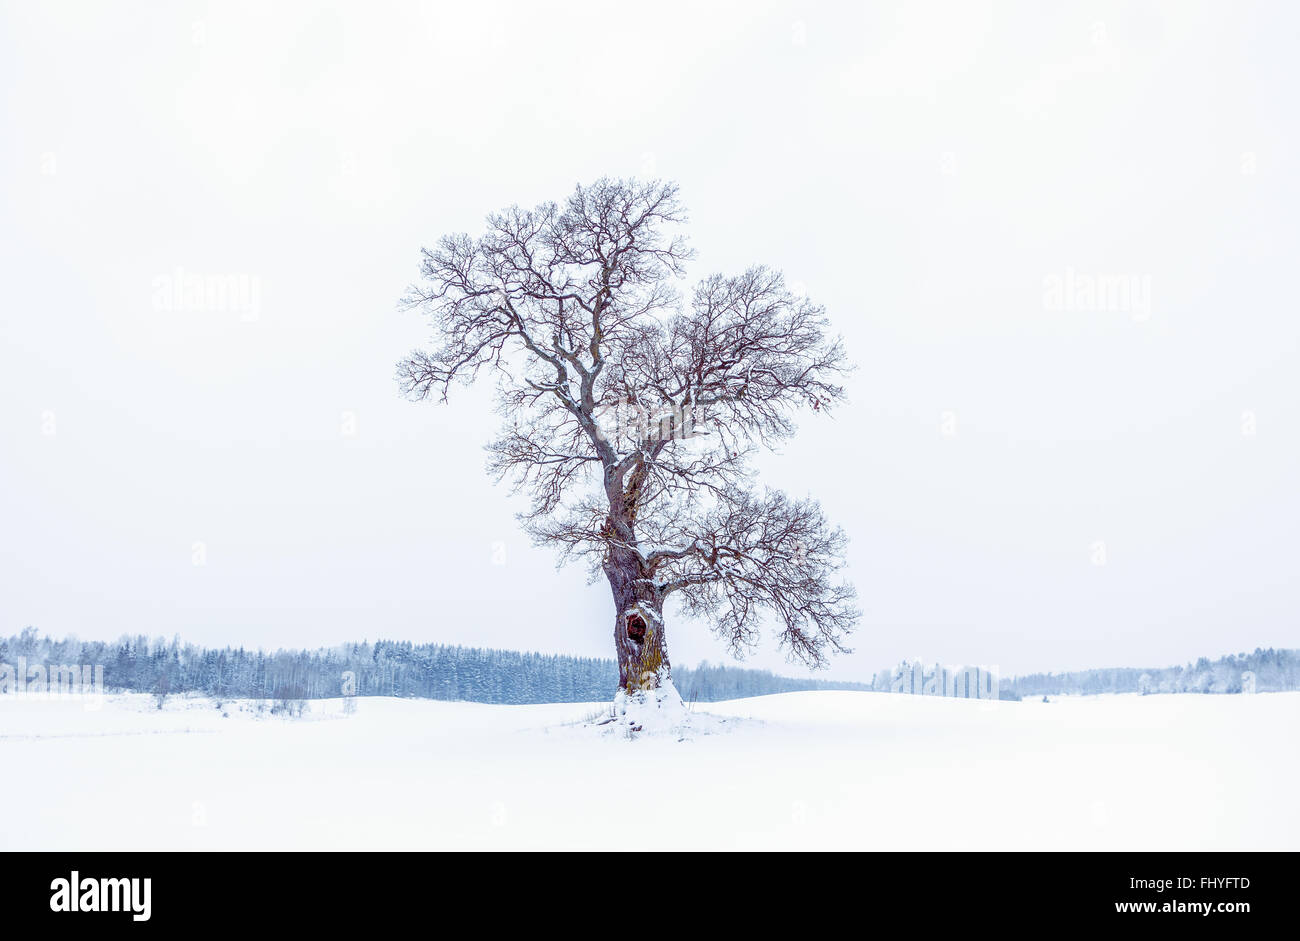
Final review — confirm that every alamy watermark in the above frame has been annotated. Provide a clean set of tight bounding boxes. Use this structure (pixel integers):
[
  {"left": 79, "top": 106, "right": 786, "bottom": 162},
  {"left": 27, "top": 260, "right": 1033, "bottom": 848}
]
[
  {"left": 0, "top": 659, "right": 105, "bottom": 706},
  {"left": 1043, "top": 267, "right": 1152, "bottom": 321},
  {"left": 151, "top": 267, "right": 262, "bottom": 322},
  {"left": 593, "top": 394, "right": 712, "bottom": 444},
  {"left": 883, "top": 659, "right": 1000, "bottom": 700}
]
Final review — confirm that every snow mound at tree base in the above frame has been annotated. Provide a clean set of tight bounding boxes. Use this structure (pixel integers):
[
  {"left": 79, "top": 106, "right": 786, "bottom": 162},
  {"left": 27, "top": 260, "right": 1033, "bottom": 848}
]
[{"left": 564, "top": 680, "right": 757, "bottom": 741}]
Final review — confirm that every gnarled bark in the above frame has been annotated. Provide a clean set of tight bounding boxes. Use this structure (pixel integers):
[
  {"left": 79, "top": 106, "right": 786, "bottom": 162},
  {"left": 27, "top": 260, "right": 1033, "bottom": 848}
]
[{"left": 604, "top": 545, "right": 669, "bottom": 692}]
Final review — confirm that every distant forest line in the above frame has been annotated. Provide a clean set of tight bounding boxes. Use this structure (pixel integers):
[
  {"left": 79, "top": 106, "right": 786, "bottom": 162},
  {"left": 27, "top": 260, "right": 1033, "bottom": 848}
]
[
  {"left": 3, "top": 629, "right": 1295, "bottom": 703},
  {"left": 1001, "top": 647, "right": 1300, "bottom": 698},
  {"left": 0, "top": 628, "right": 872, "bottom": 704}
]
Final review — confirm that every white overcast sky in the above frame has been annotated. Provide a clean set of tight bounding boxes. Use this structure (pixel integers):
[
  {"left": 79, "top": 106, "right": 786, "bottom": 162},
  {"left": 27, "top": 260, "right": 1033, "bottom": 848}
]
[{"left": 2, "top": 1, "right": 1297, "bottom": 679}]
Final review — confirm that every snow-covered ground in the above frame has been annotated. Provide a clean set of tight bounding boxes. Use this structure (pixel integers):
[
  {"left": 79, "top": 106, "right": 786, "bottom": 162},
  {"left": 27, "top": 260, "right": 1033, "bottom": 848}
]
[{"left": 1, "top": 690, "right": 1295, "bottom": 850}]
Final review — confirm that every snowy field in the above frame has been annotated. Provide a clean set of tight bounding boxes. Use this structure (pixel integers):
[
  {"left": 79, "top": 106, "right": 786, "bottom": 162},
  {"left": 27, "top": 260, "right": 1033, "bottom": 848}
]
[{"left": 1, "top": 690, "right": 1296, "bottom": 850}]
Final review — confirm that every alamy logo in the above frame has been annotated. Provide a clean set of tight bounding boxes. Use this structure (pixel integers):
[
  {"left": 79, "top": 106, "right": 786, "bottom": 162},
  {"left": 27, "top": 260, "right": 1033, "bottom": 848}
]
[
  {"left": 592, "top": 394, "right": 708, "bottom": 443},
  {"left": 887, "top": 659, "right": 999, "bottom": 699},
  {"left": 50, "top": 871, "right": 151, "bottom": 922},
  {"left": 151, "top": 267, "right": 262, "bottom": 321},
  {"left": 0, "top": 659, "right": 103, "bottom": 701},
  {"left": 1042, "top": 267, "right": 1152, "bottom": 320}
]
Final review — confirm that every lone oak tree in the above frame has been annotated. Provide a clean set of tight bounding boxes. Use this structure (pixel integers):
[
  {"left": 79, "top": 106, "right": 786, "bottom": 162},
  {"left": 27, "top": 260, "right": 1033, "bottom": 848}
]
[{"left": 398, "top": 179, "right": 858, "bottom": 713}]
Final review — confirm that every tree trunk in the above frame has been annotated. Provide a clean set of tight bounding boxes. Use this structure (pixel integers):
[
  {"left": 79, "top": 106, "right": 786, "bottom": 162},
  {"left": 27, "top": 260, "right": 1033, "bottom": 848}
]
[{"left": 604, "top": 546, "right": 670, "bottom": 694}]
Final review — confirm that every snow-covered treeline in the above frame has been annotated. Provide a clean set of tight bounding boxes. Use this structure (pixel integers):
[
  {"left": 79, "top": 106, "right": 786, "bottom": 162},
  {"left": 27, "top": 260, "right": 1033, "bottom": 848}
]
[
  {"left": 0, "top": 628, "right": 872, "bottom": 704},
  {"left": 1005, "top": 648, "right": 1300, "bottom": 697}
]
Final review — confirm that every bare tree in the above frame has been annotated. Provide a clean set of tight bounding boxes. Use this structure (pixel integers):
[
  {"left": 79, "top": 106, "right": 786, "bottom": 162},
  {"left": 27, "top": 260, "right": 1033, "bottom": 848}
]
[
  {"left": 398, "top": 179, "right": 858, "bottom": 711},
  {"left": 152, "top": 673, "right": 170, "bottom": 710}
]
